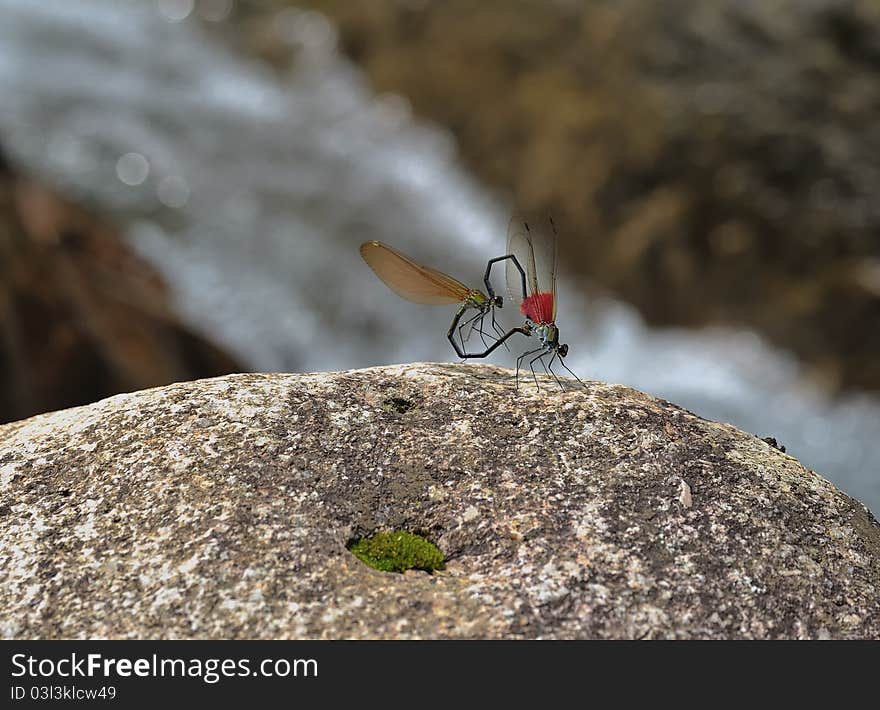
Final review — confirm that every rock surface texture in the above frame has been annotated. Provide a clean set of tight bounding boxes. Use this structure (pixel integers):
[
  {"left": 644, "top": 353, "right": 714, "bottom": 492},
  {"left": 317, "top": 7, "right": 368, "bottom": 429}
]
[{"left": 1, "top": 364, "right": 878, "bottom": 639}]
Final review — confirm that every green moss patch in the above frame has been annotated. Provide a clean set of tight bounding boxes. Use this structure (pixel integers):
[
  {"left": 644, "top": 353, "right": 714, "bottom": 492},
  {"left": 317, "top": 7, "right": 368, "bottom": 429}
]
[{"left": 348, "top": 530, "right": 444, "bottom": 574}]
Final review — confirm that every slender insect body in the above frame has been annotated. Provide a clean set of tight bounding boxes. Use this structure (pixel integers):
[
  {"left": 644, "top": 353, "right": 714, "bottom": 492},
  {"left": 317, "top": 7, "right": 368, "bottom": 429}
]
[
  {"left": 502, "top": 217, "right": 583, "bottom": 390},
  {"left": 360, "top": 240, "right": 526, "bottom": 360},
  {"left": 466, "top": 290, "right": 497, "bottom": 310},
  {"left": 532, "top": 322, "right": 553, "bottom": 345},
  {"left": 359, "top": 221, "right": 584, "bottom": 390},
  {"left": 449, "top": 293, "right": 502, "bottom": 357}
]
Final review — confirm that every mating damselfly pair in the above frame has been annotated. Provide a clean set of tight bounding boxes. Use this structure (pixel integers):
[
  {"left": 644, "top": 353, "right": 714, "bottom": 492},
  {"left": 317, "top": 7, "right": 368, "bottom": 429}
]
[{"left": 360, "top": 217, "right": 584, "bottom": 390}]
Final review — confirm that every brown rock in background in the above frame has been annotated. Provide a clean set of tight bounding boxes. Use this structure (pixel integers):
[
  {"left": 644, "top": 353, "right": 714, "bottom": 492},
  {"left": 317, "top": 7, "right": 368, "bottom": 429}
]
[
  {"left": 0, "top": 147, "right": 242, "bottom": 424},
  {"left": 227, "top": 0, "right": 880, "bottom": 392}
]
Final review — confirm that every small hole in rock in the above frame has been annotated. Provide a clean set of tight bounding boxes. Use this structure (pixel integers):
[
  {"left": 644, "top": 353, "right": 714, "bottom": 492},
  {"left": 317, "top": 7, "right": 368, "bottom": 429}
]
[
  {"left": 348, "top": 530, "right": 444, "bottom": 574},
  {"left": 383, "top": 397, "right": 415, "bottom": 414}
]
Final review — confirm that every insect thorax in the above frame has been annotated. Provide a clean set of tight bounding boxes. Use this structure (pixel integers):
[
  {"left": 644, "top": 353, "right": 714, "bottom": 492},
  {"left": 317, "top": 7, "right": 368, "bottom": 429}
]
[
  {"left": 528, "top": 321, "right": 559, "bottom": 347},
  {"left": 468, "top": 290, "right": 490, "bottom": 308}
]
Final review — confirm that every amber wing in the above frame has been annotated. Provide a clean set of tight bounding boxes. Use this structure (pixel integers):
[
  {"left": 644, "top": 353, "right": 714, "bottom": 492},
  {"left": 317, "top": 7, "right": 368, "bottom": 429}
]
[{"left": 360, "top": 241, "right": 472, "bottom": 305}]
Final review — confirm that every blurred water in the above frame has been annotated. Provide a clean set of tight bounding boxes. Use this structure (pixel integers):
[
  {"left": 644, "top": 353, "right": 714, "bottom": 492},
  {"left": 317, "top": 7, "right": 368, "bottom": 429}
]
[{"left": 0, "top": 0, "right": 877, "bottom": 514}]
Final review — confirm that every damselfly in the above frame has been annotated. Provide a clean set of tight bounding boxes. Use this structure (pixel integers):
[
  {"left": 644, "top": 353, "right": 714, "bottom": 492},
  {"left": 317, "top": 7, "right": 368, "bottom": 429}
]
[
  {"left": 360, "top": 240, "right": 527, "bottom": 358},
  {"left": 502, "top": 217, "right": 585, "bottom": 390}
]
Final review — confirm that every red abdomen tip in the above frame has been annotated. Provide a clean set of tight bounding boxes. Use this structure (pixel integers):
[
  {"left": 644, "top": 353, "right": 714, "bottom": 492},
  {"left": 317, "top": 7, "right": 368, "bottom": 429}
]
[{"left": 520, "top": 292, "right": 554, "bottom": 324}]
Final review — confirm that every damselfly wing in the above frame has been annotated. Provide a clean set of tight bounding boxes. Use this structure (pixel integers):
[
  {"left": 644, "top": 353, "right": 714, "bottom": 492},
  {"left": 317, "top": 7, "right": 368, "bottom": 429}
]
[
  {"left": 506, "top": 216, "right": 557, "bottom": 326},
  {"left": 360, "top": 241, "right": 473, "bottom": 305},
  {"left": 359, "top": 240, "right": 526, "bottom": 358},
  {"left": 503, "top": 217, "right": 584, "bottom": 390}
]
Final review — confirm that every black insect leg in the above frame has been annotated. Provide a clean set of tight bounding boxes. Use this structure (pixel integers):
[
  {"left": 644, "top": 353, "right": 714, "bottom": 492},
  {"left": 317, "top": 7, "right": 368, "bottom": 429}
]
[
  {"left": 489, "top": 307, "right": 512, "bottom": 351},
  {"left": 538, "top": 351, "right": 552, "bottom": 377},
  {"left": 528, "top": 348, "right": 551, "bottom": 389},
  {"left": 472, "top": 310, "right": 491, "bottom": 350},
  {"left": 558, "top": 357, "right": 587, "bottom": 389},
  {"left": 456, "top": 309, "right": 484, "bottom": 351},
  {"left": 457, "top": 308, "right": 497, "bottom": 352},
  {"left": 456, "top": 323, "right": 532, "bottom": 360},
  {"left": 545, "top": 350, "right": 565, "bottom": 390},
  {"left": 447, "top": 304, "right": 471, "bottom": 359},
  {"left": 515, "top": 345, "right": 543, "bottom": 392}
]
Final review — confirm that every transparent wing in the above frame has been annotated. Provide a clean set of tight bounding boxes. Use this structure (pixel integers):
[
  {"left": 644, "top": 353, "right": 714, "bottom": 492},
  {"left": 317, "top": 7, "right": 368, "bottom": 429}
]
[
  {"left": 360, "top": 241, "right": 472, "bottom": 305},
  {"left": 505, "top": 216, "right": 533, "bottom": 312},
  {"left": 547, "top": 217, "right": 558, "bottom": 321},
  {"left": 506, "top": 215, "right": 557, "bottom": 323}
]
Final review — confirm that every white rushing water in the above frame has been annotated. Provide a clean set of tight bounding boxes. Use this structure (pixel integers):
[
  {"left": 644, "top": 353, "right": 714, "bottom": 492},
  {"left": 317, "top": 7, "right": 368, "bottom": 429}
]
[{"left": 1, "top": 0, "right": 877, "bottom": 513}]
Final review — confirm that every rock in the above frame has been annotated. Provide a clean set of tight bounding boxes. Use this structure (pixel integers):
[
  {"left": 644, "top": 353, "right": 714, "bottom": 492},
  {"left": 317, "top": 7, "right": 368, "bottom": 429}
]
[
  {"left": 0, "top": 363, "right": 878, "bottom": 639},
  {"left": 678, "top": 479, "right": 693, "bottom": 509},
  {"left": 0, "top": 147, "right": 242, "bottom": 425}
]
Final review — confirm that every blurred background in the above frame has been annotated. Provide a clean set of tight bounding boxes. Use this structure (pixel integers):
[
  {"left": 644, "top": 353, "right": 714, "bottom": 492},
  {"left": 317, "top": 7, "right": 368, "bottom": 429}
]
[{"left": 1, "top": 0, "right": 878, "bottom": 513}]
